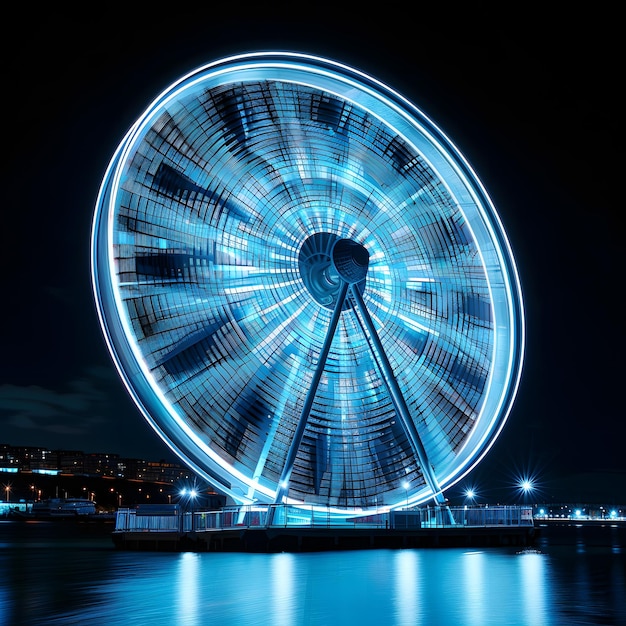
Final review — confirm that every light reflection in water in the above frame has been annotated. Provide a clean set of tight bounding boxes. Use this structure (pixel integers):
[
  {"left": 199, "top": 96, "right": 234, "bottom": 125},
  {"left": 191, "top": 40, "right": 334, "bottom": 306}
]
[
  {"left": 518, "top": 552, "right": 549, "bottom": 626},
  {"left": 463, "top": 551, "right": 486, "bottom": 626},
  {"left": 271, "top": 553, "right": 297, "bottom": 626},
  {"left": 1, "top": 524, "right": 624, "bottom": 626},
  {"left": 176, "top": 553, "right": 200, "bottom": 624},
  {"left": 393, "top": 549, "right": 421, "bottom": 626}
]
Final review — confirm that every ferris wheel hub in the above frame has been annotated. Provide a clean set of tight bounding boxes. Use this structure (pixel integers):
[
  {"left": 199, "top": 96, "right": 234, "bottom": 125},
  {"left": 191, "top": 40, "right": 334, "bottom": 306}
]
[{"left": 331, "top": 239, "right": 370, "bottom": 285}]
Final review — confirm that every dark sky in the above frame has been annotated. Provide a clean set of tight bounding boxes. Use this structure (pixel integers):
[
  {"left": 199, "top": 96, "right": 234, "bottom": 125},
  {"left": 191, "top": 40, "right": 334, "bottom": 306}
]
[{"left": 2, "top": 7, "right": 622, "bottom": 504}]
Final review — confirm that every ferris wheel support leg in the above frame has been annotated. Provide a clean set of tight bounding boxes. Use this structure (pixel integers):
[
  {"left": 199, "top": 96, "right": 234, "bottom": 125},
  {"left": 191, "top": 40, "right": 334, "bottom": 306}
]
[
  {"left": 271, "top": 281, "right": 350, "bottom": 511},
  {"left": 349, "top": 286, "right": 448, "bottom": 509}
]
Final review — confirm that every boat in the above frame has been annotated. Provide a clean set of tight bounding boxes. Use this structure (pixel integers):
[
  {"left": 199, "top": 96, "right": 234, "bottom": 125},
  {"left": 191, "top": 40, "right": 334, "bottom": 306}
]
[
  {"left": 31, "top": 497, "right": 97, "bottom": 518},
  {"left": 5, "top": 497, "right": 116, "bottom": 523}
]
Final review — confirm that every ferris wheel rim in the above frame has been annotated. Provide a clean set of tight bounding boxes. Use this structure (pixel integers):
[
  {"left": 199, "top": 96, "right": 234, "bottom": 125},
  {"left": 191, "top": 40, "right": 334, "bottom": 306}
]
[{"left": 91, "top": 51, "right": 525, "bottom": 514}]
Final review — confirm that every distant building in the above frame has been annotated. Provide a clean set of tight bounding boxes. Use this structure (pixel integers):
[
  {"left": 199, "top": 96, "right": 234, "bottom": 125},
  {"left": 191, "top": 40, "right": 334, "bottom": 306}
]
[
  {"left": 58, "top": 449, "right": 86, "bottom": 475},
  {"left": 84, "top": 452, "right": 121, "bottom": 477},
  {"left": 0, "top": 444, "right": 188, "bottom": 482},
  {"left": 139, "top": 461, "right": 193, "bottom": 484},
  {"left": 0, "top": 444, "right": 58, "bottom": 472}
]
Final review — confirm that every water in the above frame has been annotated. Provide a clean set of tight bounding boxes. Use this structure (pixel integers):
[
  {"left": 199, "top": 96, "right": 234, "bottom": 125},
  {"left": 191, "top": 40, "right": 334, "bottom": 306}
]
[{"left": 1, "top": 520, "right": 624, "bottom": 625}]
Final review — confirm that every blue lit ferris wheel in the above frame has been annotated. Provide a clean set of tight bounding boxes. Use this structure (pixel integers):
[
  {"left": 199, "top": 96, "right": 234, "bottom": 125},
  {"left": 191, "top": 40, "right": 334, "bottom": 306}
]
[{"left": 91, "top": 52, "right": 524, "bottom": 514}]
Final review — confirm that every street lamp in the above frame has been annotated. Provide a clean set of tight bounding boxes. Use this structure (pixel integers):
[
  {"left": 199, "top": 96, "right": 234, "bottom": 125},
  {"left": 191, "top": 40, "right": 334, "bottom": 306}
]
[
  {"left": 519, "top": 478, "right": 533, "bottom": 504},
  {"left": 180, "top": 487, "right": 199, "bottom": 530},
  {"left": 190, "top": 489, "right": 197, "bottom": 529},
  {"left": 520, "top": 479, "right": 533, "bottom": 492},
  {"left": 465, "top": 487, "right": 477, "bottom": 506},
  {"left": 402, "top": 481, "right": 409, "bottom": 509}
]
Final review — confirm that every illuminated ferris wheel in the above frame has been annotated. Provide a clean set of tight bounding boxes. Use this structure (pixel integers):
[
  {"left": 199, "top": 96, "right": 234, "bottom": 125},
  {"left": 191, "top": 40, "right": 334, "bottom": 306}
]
[{"left": 91, "top": 52, "right": 524, "bottom": 514}]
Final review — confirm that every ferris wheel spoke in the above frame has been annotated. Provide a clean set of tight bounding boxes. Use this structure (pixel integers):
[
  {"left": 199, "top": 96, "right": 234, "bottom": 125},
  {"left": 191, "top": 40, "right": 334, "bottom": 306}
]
[
  {"left": 348, "top": 285, "right": 446, "bottom": 505},
  {"left": 273, "top": 280, "right": 349, "bottom": 505}
]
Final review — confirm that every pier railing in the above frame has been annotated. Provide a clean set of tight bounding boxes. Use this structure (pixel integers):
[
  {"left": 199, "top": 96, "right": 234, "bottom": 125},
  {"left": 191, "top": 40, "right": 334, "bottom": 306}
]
[{"left": 114, "top": 504, "right": 533, "bottom": 533}]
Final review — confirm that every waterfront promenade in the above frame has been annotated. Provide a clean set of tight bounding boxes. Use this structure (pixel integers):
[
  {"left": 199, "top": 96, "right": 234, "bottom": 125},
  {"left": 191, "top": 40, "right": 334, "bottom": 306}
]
[
  {"left": 2, "top": 469, "right": 624, "bottom": 553},
  {"left": 111, "top": 504, "right": 539, "bottom": 552}
]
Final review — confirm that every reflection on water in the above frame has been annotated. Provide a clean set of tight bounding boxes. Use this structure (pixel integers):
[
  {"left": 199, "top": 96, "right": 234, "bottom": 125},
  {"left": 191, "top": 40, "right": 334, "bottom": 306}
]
[{"left": 0, "top": 521, "right": 624, "bottom": 626}]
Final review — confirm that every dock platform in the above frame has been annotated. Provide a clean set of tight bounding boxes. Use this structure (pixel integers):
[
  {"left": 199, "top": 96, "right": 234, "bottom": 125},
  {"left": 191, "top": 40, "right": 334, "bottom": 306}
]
[
  {"left": 112, "top": 524, "right": 538, "bottom": 552},
  {"left": 111, "top": 504, "right": 538, "bottom": 552}
]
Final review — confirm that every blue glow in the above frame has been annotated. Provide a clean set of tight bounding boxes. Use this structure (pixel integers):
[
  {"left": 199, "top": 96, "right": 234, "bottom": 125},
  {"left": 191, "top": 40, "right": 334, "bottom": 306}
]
[
  {"left": 463, "top": 550, "right": 487, "bottom": 622},
  {"left": 271, "top": 554, "right": 296, "bottom": 626},
  {"left": 176, "top": 553, "right": 200, "bottom": 622},
  {"left": 394, "top": 550, "right": 420, "bottom": 621},
  {"left": 518, "top": 550, "right": 549, "bottom": 621},
  {"left": 91, "top": 52, "right": 525, "bottom": 513},
  {"left": 179, "top": 484, "right": 199, "bottom": 504}
]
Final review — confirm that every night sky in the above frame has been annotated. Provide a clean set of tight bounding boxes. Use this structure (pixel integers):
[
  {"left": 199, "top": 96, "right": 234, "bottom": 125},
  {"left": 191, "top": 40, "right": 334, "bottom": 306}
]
[{"left": 2, "top": 7, "right": 622, "bottom": 504}]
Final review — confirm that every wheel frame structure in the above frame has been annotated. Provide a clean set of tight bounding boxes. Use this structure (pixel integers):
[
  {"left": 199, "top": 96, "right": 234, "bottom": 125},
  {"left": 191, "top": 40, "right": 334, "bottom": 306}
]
[{"left": 91, "top": 52, "right": 525, "bottom": 515}]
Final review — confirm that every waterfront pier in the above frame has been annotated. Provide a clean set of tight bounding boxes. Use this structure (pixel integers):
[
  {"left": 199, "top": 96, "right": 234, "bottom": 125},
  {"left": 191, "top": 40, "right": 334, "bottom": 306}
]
[{"left": 111, "top": 504, "right": 538, "bottom": 552}]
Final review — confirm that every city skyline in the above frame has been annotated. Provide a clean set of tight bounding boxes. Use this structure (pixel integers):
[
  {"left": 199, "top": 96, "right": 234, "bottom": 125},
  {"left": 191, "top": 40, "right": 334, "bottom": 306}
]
[
  {"left": 1, "top": 9, "right": 622, "bottom": 505},
  {"left": 0, "top": 441, "right": 186, "bottom": 466},
  {"left": 2, "top": 449, "right": 623, "bottom": 513}
]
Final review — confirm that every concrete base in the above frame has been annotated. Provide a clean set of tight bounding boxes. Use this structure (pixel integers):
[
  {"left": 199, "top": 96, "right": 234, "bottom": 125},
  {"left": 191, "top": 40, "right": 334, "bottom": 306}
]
[{"left": 112, "top": 525, "right": 539, "bottom": 553}]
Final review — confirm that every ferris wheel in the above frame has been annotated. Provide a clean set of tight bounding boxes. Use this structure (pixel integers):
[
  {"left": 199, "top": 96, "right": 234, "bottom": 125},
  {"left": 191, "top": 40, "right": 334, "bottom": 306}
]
[{"left": 91, "top": 52, "right": 524, "bottom": 514}]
